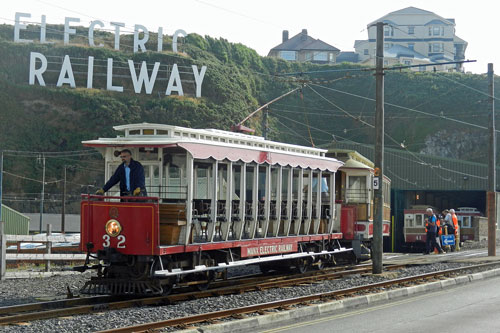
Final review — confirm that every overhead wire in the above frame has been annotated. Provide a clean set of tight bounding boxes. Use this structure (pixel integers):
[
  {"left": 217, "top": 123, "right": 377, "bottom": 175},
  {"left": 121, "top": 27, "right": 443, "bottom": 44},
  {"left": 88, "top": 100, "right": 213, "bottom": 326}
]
[
  {"left": 277, "top": 84, "right": 487, "bottom": 183},
  {"left": 309, "top": 83, "right": 496, "bottom": 131}
]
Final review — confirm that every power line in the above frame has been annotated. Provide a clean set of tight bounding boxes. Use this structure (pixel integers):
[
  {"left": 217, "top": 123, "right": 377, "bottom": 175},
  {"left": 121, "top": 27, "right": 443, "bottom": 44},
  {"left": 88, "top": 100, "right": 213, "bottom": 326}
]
[
  {"left": 309, "top": 83, "right": 497, "bottom": 131},
  {"left": 2, "top": 170, "right": 62, "bottom": 184}
]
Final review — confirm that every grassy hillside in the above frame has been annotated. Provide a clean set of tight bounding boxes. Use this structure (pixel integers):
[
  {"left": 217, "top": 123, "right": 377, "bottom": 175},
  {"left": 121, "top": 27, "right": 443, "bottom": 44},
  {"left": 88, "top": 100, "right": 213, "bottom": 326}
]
[{"left": 0, "top": 23, "right": 498, "bottom": 213}]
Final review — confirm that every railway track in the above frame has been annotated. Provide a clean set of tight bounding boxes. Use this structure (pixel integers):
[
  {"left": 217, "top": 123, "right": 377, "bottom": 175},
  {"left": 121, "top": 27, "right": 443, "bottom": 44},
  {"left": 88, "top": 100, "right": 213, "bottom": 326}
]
[
  {"left": 94, "top": 261, "right": 500, "bottom": 333},
  {"left": 0, "top": 263, "right": 399, "bottom": 326}
]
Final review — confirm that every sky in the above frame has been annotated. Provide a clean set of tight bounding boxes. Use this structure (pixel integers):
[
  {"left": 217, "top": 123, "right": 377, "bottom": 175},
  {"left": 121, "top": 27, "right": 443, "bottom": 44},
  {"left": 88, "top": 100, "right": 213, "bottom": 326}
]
[{"left": 0, "top": 0, "right": 498, "bottom": 74}]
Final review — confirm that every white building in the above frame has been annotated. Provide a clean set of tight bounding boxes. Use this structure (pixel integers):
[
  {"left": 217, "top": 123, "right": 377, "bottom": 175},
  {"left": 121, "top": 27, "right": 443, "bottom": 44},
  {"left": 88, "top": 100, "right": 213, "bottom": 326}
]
[{"left": 354, "top": 7, "right": 468, "bottom": 72}]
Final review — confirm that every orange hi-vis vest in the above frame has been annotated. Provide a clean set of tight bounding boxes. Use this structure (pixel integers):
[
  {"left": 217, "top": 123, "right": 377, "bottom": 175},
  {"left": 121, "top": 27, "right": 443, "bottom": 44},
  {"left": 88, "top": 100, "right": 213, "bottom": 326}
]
[
  {"left": 437, "top": 219, "right": 442, "bottom": 236},
  {"left": 451, "top": 213, "right": 459, "bottom": 234}
]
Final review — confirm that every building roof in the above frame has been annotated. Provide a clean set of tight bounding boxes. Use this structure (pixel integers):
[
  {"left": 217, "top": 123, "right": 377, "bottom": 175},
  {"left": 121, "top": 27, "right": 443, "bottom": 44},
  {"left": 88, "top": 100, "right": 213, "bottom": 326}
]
[
  {"left": 384, "top": 44, "right": 428, "bottom": 60},
  {"left": 269, "top": 30, "right": 339, "bottom": 52},
  {"left": 336, "top": 52, "right": 360, "bottom": 63},
  {"left": 327, "top": 141, "right": 491, "bottom": 191},
  {"left": 369, "top": 6, "right": 456, "bottom": 27}
]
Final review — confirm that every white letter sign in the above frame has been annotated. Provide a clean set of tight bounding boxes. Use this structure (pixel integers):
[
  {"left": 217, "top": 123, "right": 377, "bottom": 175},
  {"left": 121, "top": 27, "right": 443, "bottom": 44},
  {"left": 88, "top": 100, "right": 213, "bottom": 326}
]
[{"left": 29, "top": 52, "right": 47, "bottom": 86}]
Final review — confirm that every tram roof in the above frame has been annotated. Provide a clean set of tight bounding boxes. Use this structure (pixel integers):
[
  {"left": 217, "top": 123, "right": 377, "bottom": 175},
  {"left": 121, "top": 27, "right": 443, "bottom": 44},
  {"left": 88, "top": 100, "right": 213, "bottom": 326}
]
[{"left": 83, "top": 123, "right": 344, "bottom": 172}]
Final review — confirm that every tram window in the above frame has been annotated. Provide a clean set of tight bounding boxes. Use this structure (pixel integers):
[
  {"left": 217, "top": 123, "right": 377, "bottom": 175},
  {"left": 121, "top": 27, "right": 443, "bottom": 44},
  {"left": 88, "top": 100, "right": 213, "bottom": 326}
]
[
  {"left": 195, "top": 166, "right": 209, "bottom": 199},
  {"left": 139, "top": 147, "right": 158, "bottom": 160},
  {"left": 152, "top": 165, "right": 160, "bottom": 193},
  {"left": 174, "top": 131, "right": 181, "bottom": 136},
  {"left": 129, "top": 129, "right": 140, "bottom": 135},
  {"left": 281, "top": 169, "right": 289, "bottom": 197},
  {"left": 169, "top": 165, "right": 180, "bottom": 178},
  {"left": 233, "top": 166, "right": 241, "bottom": 198},
  {"left": 271, "top": 168, "right": 278, "bottom": 200},
  {"left": 217, "top": 165, "right": 228, "bottom": 199},
  {"left": 383, "top": 181, "right": 390, "bottom": 205},
  {"left": 347, "top": 176, "right": 366, "bottom": 202},
  {"left": 157, "top": 130, "right": 169, "bottom": 135},
  {"left": 246, "top": 167, "right": 254, "bottom": 200},
  {"left": 292, "top": 170, "right": 299, "bottom": 200},
  {"left": 183, "top": 132, "right": 189, "bottom": 137},
  {"left": 405, "top": 215, "right": 414, "bottom": 227},
  {"left": 143, "top": 129, "right": 154, "bottom": 135},
  {"left": 415, "top": 214, "right": 423, "bottom": 227},
  {"left": 190, "top": 133, "right": 197, "bottom": 138},
  {"left": 462, "top": 216, "right": 471, "bottom": 228}
]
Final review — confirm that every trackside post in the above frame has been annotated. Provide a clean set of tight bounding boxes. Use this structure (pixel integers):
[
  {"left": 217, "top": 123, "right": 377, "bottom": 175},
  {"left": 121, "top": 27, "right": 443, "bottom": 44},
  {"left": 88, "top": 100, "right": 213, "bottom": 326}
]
[{"left": 0, "top": 221, "right": 5, "bottom": 280}]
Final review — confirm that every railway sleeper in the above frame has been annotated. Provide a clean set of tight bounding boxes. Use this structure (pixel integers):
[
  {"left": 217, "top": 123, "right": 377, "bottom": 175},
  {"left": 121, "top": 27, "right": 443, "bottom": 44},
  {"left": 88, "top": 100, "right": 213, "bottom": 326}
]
[{"left": 80, "top": 278, "right": 164, "bottom": 296}]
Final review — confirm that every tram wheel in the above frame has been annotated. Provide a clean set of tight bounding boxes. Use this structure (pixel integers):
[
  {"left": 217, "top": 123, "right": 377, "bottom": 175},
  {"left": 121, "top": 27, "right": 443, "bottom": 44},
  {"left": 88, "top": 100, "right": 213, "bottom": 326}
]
[
  {"left": 161, "top": 279, "right": 175, "bottom": 295},
  {"left": 314, "top": 256, "right": 325, "bottom": 270},
  {"left": 295, "top": 257, "right": 310, "bottom": 274}
]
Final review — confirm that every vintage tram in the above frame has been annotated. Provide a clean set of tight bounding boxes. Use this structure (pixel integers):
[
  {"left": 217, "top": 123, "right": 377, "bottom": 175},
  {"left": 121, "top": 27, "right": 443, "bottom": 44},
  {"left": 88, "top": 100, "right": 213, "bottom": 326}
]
[
  {"left": 455, "top": 207, "right": 482, "bottom": 241},
  {"left": 403, "top": 206, "right": 482, "bottom": 250},
  {"left": 327, "top": 149, "right": 391, "bottom": 250},
  {"left": 75, "top": 123, "right": 371, "bottom": 294}
]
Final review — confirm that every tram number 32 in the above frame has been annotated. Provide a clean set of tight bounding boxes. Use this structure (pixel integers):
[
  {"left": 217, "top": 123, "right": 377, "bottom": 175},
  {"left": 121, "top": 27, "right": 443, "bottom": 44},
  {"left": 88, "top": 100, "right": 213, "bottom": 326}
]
[{"left": 102, "top": 235, "right": 126, "bottom": 248}]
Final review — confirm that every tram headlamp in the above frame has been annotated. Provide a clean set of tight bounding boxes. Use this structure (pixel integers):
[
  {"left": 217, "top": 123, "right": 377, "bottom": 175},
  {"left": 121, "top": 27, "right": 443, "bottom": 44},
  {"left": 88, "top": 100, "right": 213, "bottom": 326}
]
[{"left": 105, "top": 219, "right": 122, "bottom": 237}]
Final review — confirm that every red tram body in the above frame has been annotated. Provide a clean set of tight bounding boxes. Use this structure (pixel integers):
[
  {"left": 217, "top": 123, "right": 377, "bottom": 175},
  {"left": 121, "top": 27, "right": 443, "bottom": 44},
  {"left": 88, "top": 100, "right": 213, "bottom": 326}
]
[{"left": 76, "top": 124, "right": 389, "bottom": 295}]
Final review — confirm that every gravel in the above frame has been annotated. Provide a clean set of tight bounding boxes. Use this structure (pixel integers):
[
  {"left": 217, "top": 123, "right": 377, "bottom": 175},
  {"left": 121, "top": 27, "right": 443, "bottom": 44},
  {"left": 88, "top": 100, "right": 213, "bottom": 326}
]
[{"left": 0, "top": 246, "right": 497, "bottom": 332}]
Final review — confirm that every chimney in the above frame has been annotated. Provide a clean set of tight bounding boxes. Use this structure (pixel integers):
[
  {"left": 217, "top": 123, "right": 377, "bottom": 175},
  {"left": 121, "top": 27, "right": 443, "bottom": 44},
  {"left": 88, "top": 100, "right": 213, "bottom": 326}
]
[
  {"left": 282, "top": 30, "right": 289, "bottom": 42},
  {"left": 301, "top": 29, "right": 308, "bottom": 41}
]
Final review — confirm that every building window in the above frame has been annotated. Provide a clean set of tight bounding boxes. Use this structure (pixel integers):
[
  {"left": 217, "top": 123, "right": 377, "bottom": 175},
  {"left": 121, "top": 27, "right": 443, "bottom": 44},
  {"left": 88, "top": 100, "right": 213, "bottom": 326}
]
[
  {"left": 329, "top": 53, "right": 334, "bottom": 62},
  {"left": 429, "top": 43, "right": 444, "bottom": 53},
  {"left": 408, "top": 43, "right": 415, "bottom": 51},
  {"left": 404, "top": 60, "right": 411, "bottom": 65},
  {"left": 279, "top": 51, "right": 296, "bottom": 61},
  {"left": 429, "top": 26, "right": 444, "bottom": 36},
  {"left": 313, "top": 52, "right": 328, "bottom": 61},
  {"left": 364, "top": 49, "right": 369, "bottom": 55},
  {"left": 384, "top": 25, "right": 393, "bottom": 37},
  {"left": 384, "top": 43, "right": 390, "bottom": 49},
  {"left": 408, "top": 26, "right": 415, "bottom": 35}
]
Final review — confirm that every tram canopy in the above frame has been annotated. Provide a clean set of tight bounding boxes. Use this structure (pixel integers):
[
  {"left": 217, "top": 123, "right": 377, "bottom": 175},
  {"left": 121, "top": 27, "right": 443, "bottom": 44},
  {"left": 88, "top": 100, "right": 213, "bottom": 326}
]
[{"left": 177, "top": 142, "right": 343, "bottom": 172}]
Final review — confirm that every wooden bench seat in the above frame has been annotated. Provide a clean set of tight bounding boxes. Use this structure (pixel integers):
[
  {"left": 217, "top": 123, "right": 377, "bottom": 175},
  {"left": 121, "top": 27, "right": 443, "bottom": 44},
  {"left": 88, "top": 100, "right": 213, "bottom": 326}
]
[{"left": 159, "top": 203, "right": 187, "bottom": 245}]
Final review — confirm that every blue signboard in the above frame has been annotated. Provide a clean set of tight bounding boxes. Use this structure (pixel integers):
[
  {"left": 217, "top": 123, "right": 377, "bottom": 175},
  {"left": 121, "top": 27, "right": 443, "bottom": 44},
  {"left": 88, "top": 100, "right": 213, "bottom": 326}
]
[{"left": 441, "top": 234, "right": 455, "bottom": 246}]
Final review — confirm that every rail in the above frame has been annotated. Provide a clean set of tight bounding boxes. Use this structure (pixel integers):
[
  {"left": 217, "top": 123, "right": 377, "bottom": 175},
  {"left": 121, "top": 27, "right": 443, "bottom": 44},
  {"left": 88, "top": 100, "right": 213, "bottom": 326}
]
[{"left": 97, "top": 262, "right": 500, "bottom": 332}]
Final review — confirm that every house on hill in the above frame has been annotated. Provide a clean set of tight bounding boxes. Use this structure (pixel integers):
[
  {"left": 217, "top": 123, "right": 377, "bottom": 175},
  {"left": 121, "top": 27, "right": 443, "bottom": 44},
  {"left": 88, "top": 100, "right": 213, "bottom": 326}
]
[
  {"left": 354, "top": 7, "right": 468, "bottom": 72},
  {"left": 268, "top": 29, "right": 340, "bottom": 64}
]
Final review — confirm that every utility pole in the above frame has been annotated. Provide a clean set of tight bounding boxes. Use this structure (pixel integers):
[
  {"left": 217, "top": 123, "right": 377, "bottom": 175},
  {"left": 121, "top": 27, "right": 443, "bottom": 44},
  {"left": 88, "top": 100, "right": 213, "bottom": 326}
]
[
  {"left": 488, "top": 63, "right": 496, "bottom": 257},
  {"left": 0, "top": 150, "right": 3, "bottom": 226},
  {"left": 372, "top": 22, "right": 385, "bottom": 274},
  {"left": 61, "top": 165, "right": 66, "bottom": 234},
  {"left": 39, "top": 154, "right": 45, "bottom": 234},
  {"left": 262, "top": 108, "right": 268, "bottom": 139}
]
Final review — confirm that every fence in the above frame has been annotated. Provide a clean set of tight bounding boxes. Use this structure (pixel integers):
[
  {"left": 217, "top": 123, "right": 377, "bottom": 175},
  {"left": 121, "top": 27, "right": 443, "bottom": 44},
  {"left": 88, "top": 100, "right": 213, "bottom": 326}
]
[{"left": 0, "top": 222, "right": 85, "bottom": 280}]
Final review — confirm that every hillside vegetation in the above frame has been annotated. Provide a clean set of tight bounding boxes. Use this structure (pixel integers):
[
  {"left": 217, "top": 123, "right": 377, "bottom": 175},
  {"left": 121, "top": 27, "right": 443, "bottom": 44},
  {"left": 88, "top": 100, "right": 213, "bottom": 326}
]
[{"left": 0, "top": 23, "right": 498, "bottom": 213}]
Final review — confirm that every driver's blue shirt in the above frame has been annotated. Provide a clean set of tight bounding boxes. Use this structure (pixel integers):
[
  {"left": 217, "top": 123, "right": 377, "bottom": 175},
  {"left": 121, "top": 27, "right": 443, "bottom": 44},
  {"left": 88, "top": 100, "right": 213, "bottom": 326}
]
[{"left": 125, "top": 165, "right": 131, "bottom": 191}]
